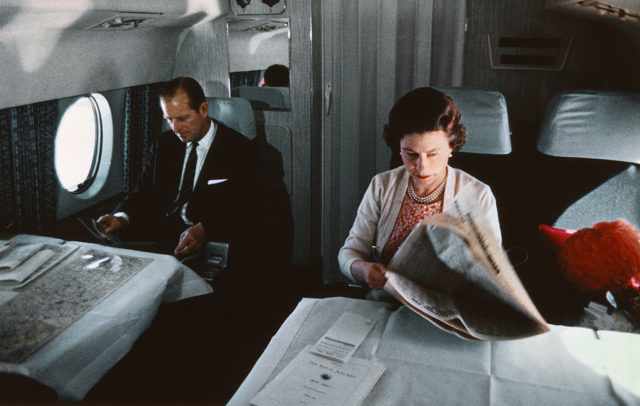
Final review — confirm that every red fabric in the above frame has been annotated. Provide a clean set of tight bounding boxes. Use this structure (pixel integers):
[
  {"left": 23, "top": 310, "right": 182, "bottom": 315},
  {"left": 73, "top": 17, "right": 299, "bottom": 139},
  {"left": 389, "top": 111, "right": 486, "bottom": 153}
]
[{"left": 543, "top": 219, "right": 640, "bottom": 293}]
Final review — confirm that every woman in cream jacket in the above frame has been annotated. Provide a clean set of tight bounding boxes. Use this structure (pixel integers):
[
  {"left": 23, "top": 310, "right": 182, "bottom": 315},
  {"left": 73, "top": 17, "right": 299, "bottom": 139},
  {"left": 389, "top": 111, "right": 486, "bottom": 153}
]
[{"left": 338, "top": 88, "right": 501, "bottom": 289}]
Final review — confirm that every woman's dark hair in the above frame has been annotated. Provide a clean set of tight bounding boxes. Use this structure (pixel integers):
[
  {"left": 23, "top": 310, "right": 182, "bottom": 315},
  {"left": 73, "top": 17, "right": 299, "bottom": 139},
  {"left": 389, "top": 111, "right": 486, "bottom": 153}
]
[
  {"left": 384, "top": 87, "right": 466, "bottom": 152},
  {"left": 159, "top": 77, "right": 206, "bottom": 111}
]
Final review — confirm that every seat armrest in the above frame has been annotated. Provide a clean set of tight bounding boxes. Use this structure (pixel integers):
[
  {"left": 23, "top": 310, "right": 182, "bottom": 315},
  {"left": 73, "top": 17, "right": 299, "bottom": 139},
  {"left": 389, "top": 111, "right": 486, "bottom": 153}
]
[{"left": 201, "top": 241, "right": 229, "bottom": 282}]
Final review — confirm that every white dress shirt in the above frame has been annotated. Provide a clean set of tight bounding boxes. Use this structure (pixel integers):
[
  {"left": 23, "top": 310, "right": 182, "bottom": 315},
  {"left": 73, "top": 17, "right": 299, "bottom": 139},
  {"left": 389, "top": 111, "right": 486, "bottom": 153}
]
[{"left": 178, "top": 119, "right": 216, "bottom": 224}]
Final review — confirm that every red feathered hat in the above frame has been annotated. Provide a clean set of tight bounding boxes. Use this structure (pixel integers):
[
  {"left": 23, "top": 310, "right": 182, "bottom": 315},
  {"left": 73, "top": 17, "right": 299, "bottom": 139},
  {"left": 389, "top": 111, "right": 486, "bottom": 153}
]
[{"left": 539, "top": 219, "right": 640, "bottom": 293}]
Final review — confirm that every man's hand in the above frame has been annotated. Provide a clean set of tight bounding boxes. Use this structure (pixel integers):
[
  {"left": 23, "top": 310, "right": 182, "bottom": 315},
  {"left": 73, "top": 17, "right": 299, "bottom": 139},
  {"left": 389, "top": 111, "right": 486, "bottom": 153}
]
[
  {"left": 96, "top": 215, "right": 126, "bottom": 234},
  {"left": 350, "top": 260, "right": 389, "bottom": 290},
  {"left": 174, "top": 222, "right": 206, "bottom": 259}
]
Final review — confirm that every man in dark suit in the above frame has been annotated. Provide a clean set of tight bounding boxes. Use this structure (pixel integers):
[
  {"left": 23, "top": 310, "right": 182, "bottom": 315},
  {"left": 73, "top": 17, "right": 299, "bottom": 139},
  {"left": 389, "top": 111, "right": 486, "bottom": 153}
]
[
  {"left": 93, "top": 78, "right": 294, "bottom": 402},
  {"left": 98, "top": 77, "right": 259, "bottom": 264}
]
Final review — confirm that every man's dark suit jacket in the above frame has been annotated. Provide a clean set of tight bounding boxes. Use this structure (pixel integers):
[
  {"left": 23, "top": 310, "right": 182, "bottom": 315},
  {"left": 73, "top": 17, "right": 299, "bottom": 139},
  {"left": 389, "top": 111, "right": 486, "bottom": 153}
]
[{"left": 115, "top": 120, "right": 260, "bottom": 260}]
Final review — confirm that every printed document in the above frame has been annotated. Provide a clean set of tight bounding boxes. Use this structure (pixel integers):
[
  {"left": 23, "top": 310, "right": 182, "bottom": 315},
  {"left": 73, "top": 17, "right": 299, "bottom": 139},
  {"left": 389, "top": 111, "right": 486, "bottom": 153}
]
[
  {"left": 310, "top": 312, "right": 376, "bottom": 363},
  {"left": 251, "top": 345, "right": 384, "bottom": 406}
]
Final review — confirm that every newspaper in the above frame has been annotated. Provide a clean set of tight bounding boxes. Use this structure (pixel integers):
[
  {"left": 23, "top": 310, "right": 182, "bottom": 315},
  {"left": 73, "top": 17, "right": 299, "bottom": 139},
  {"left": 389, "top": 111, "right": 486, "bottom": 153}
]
[{"left": 383, "top": 190, "right": 549, "bottom": 340}]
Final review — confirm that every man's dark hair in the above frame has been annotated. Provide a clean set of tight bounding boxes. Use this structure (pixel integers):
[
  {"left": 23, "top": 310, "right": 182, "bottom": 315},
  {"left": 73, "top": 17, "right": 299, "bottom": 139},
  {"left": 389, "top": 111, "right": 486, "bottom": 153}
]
[
  {"left": 159, "top": 77, "right": 206, "bottom": 111},
  {"left": 263, "top": 64, "right": 290, "bottom": 87}
]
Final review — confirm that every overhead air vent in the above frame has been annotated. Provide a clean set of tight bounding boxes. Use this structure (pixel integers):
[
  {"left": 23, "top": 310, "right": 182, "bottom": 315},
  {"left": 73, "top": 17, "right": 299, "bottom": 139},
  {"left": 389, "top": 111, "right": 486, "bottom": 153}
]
[
  {"left": 86, "top": 12, "right": 162, "bottom": 31},
  {"left": 487, "top": 35, "right": 572, "bottom": 71},
  {"left": 231, "top": 0, "right": 286, "bottom": 15}
]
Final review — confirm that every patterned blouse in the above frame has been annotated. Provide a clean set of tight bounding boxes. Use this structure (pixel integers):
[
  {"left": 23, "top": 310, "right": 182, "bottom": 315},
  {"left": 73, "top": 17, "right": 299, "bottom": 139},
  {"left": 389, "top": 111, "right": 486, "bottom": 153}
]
[{"left": 381, "top": 192, "right": 443, "bottom": 264}]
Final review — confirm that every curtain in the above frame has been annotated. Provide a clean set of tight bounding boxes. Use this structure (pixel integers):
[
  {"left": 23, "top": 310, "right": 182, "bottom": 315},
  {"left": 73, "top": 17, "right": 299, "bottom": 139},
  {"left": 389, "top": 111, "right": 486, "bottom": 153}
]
[
  {"left": 122, "top": 84, "right": 163, "bottom": 192},
  {"left": 0, "top": 101, "right": 58, "bottom": 232}
]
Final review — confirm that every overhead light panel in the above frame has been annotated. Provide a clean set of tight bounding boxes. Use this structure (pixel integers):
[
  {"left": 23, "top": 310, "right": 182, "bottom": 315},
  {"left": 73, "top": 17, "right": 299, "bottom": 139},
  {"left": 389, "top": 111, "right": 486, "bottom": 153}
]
[{"left": 86, "top": 12, "right": 162, "bottom": 31}]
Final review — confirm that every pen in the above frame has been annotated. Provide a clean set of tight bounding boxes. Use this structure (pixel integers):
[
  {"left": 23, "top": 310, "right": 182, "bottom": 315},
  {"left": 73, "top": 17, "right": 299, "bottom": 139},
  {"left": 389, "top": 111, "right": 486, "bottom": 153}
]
[{"left": 370, "top": 245, "right": 380, "bottom": 263}]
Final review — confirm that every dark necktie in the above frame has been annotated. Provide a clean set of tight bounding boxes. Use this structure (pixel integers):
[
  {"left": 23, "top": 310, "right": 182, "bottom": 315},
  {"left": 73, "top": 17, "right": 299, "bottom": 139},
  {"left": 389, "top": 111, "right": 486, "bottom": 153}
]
[{"left": 175, "top": 142, "right": 198, "bottom": 208}]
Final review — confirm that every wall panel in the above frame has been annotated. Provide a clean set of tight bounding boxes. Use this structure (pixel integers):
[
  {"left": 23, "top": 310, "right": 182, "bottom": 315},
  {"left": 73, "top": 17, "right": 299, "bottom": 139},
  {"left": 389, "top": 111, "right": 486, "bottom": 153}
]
[{"left": 463, "top": 0, "right": 639, "bottom": 130}]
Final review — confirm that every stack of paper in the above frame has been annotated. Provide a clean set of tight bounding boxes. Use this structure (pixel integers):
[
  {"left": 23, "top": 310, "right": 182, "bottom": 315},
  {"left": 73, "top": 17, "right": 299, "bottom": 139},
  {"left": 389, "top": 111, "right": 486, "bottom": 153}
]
[
  {"left": 251, "top": 312, "right": 385, "bottom": 406},
  {"left": 0, "top": 243, "right": 77, "bottom": 289}
]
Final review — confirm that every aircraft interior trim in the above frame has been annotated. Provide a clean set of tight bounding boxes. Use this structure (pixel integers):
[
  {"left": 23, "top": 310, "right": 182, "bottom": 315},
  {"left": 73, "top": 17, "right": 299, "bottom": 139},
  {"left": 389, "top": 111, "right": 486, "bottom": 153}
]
[{"left": 1, "top": 0, "right": 639, "bottom": 404}]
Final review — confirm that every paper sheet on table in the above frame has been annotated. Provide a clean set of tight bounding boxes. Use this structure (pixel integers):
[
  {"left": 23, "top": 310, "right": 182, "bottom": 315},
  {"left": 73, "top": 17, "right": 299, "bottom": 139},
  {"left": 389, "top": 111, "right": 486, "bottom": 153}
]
[
  {"left": 251, "top": 345, "right": 385, "bottom": 406},
  {"left": 0, "top": 249, "right": 55, "bottom": 283},
  {"left": 310, "top": 312, "right": 376, "bottom": 363},
  {"left": 0, "top": 243, "right": 78, "bottom": 290},
  {"left": 0, "top": 243, "right": 44, "bottom": 271}
]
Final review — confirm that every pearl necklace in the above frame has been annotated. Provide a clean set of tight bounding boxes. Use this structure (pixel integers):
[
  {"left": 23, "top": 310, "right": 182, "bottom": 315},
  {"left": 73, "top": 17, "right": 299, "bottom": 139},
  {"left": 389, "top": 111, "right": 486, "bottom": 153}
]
[{"left": 407, "top": 177, "right": 446, "bottom": 204}]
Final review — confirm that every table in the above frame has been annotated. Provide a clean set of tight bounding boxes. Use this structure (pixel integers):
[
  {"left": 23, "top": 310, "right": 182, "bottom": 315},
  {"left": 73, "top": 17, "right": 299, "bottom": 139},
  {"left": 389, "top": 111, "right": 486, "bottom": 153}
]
[
  {"left": 229, "top": 297, "right": 640, "bottom": 406},
  {"left": 0, "top": 234, "right": 212, "bottom": 401}
]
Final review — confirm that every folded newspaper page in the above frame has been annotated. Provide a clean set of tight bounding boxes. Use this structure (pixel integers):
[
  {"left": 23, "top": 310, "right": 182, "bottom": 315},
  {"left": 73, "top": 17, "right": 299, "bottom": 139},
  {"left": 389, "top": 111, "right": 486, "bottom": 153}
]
[
  {"left": 0, "top": 243, "right": 79, "bottom": 289},
  {"left": 384, "top": 189, "right": 549, "bottom": 340}
]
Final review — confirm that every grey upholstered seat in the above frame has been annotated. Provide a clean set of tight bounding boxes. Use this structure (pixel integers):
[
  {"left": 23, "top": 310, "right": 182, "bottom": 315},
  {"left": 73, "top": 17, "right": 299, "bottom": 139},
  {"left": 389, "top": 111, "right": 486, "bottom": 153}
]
[
  {"left": 231, "top": 86, "right": 290, "bottom": 110},
  {"left": 206, "top": 96, "right": 257, "bottom": 140},
  {"left": 525, "top": 90, "right": 640, "bottom": 323},
  {"left": 437, "top": 87, "right": 511, "bottom": 155},
  {"left": 538, "top": 90, "right": 640, "bottom": 163},
  {"left": 435, "top": 88, "right": 513, "bottom": 244},
  {"left": 536, "top": 90, "right": 640, "bottom": 230},
  {"left": 206, "top": 96, "right": 294, "bottom": 281}
]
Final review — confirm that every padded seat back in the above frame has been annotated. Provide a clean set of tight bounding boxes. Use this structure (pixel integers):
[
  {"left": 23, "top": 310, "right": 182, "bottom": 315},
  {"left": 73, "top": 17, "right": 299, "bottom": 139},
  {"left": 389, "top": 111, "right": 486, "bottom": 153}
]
[
  {"left": 438, "top": 87, "right": 511, "bottom": 155},
  {"left": 207, "top": 97, "right": 257, "bottom": 140},
  {"left": 438, "top": 88, "right": 512, "bottom": 244},
  {"left": 207, "top": 97, "right": 294, "bottom": 272},
  {"left": 231, "top": 86, "right": 290, "bottom": 110},
  {"left": 524, "top": 90, "right": 640, "bottom": 323},
  {"left": 535, "top": 90, "right": 640, "bottom": 230}
]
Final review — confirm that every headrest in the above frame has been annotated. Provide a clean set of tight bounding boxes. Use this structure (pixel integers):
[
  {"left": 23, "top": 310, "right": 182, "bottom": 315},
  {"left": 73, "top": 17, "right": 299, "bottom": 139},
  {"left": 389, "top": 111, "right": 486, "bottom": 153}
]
[
  {"left": 207, "top": 97, "right": 257, "bottom": 140},
  {"left": 231, "top": 86, "right": 290, "bottom": 110},
  {"left": 537, "top": 90, "right": 640, "bottom": 163},
  {"left": 436, "top": 87, "right": 511, "bottom": 155}
]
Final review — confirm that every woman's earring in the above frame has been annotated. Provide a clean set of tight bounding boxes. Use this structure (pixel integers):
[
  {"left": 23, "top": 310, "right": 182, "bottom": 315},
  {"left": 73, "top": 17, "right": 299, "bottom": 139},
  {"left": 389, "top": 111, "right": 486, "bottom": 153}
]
[{"left": 449, "top": 153, "right": 453, "bottom": 158}]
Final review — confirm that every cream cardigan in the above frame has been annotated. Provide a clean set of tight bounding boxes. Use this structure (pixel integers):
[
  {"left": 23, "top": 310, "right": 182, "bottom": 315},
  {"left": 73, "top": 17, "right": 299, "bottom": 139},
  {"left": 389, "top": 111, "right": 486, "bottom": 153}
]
[{"left": 338, "top": 166, "right": 502, "bottom": 282}]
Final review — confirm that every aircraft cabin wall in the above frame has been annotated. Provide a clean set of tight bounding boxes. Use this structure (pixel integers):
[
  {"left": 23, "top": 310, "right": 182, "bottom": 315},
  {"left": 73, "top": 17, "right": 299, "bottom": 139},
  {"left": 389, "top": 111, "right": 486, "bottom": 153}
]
[
  {"left": 2, "top": 0, "right": 640, "bottom": 290},
  {"left": 0, "top": 0, "right": 238, "bottom": 243},
  {"left": 0, "top": 1, "right": 230, "bottom": 110}
]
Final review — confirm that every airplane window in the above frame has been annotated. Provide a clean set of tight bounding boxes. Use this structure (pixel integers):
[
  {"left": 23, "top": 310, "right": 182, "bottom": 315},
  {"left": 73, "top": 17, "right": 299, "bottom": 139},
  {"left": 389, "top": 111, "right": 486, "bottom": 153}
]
[{"left": 55, "top": 94, "right": 110, "bottom": 193}]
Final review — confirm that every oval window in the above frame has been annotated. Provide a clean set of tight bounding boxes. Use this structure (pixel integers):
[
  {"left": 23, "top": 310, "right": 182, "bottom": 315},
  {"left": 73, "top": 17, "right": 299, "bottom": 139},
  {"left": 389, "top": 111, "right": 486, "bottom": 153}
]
[{"left": 55, "top": 95, "right": 105, "bottom": 193}]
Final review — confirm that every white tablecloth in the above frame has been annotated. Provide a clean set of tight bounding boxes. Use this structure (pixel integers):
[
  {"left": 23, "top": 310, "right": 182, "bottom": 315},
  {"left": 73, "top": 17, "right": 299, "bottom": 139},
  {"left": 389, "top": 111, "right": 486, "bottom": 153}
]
[
  {"left": 0, "top": 235, "right": 212, "bottom": 401},
  {"left": 229, "top": 297, "right": 640, "bottom": 406}
]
